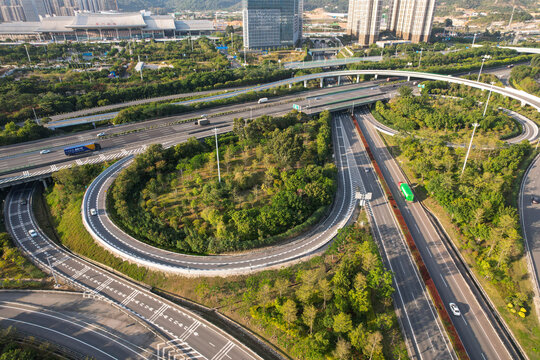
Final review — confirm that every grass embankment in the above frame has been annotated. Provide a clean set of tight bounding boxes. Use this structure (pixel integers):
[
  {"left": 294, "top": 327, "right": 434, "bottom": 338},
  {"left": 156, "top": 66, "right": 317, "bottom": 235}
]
[
  {"left": 0, "top": 326, "right": 62, "bottom": 360},
  {"left": 39, "top": 179, "right": 409, "bottom": 359},
  {"left": 0, "top": 191, "right": 50, "bottom": 289},
  {"left": 381, "top": 133, "right": 540, "bottom": 359}
]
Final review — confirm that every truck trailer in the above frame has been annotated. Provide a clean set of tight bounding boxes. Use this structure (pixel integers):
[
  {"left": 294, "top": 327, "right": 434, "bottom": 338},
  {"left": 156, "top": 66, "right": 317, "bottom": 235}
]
[{"left": 64, "top": 142, "right": 101, "bottom": 156}]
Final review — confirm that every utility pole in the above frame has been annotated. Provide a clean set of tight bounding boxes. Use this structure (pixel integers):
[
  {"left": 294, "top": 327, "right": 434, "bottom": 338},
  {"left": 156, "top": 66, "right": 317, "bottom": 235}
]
[
  {"left": 214, "top": 128, "right": 221, "bottom": 183},
  {"left": 32, "top": 108, "right": 38, "bottom": 124},
  {"left": 24, "top": 44, "right": 31, "bottom": 62},
  {"left": 477, "top": 55, "right": 490, "bottom": 82},
  {"left": 482, "top": 82, "right": 495, "bottom": 117},
  {"left": 508, "top": 5, "right": 516, "bottom": 28},
  {"left": 461, "top": 123, "right": 480, "bottom": 177},
  {"left": 47, "top": 256, "right": 60, "bottom": 288},
  {"left": 471, "top": 33, "right": 477, "bottom": 47}
]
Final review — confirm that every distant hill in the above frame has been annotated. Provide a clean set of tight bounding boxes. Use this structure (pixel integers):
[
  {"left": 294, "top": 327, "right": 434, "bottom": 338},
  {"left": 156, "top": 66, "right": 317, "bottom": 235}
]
[{"left": 118, "top": 0, "right": 349, "bottom": 13}]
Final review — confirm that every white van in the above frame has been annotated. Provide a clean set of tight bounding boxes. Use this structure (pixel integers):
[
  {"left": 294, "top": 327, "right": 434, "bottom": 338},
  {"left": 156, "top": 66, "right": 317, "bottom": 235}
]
[{"left": 258, "top": 98, "right": 269, "bottom": 104}]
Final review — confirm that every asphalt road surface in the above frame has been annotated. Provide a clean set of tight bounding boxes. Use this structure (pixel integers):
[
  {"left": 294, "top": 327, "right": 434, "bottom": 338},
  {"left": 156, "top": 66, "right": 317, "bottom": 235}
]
[
  {"left": 519, "top": 154, "right": 540, "bottom": 324},
  {"left": 355, "top": 108, "right": 517, "bottom": 360},
  {"left": 0, "top": 81, "right": 390, "bottom": 182},
  {"left": 4, "top": 185, "right": 261, "bottom": 360},
  {"left": 337, "top": 113, "right": 455, "bottom": 360},
  {"left": 82, "top": 116, "right": 356, "bottom": 275},
  {"left": 0, "top": 290, "right": 162, "bottom": 359}
]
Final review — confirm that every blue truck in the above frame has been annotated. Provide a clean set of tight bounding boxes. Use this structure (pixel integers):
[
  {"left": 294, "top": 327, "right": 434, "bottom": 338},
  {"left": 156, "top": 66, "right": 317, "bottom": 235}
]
[{"left": 64, "top": 142, "right": 101, "bottom": 156}]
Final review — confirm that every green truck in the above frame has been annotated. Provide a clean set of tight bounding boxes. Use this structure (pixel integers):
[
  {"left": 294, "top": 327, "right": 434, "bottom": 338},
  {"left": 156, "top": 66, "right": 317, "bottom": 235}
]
[{"left": 399, "top": 182, "right": 414, "bottom": 202}]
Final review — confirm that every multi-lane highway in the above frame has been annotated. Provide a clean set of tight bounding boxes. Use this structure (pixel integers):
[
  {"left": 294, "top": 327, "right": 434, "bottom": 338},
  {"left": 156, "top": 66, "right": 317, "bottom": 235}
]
[
  {"left": 0, "top": 290, "right": 163, "bottom": 359},
  {"left": 355, "top": 108, "right": 518, "bottom": 360},
  {"left": 4, "top": 184, "right": 262, "bottom": 360},
  {"left": 0, "top": 81, "right": 389, "bottom": 184}
]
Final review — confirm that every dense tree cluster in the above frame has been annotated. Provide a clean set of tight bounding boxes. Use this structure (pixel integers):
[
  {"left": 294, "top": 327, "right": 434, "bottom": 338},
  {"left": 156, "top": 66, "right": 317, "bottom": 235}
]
[
  {"left": 244, "top": 225, "right": 401, "bottom": 359},
  {"left": 509, "top": 55, "right": 540, "bottom": 96},
  {"left": 0, "top": 326, "right": 59, "bottom": 359},
  {"left": 0, "top": 120, "right": 53, "bottom": 146},
  {"left": 374, "top": 89, "right": 514, "bottom": 134},
  {"left": 0, "top": 44, "right": 291, "bottom": 125},
  {"left": 108, "top": 111, "right": 336, "bottom": 254}
]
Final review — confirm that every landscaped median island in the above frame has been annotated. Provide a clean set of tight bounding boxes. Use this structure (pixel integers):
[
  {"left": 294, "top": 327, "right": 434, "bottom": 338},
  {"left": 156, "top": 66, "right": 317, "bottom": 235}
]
[
  {"left": 107, "top": 110, "right": 336, "bottom": 254},
  {"left": 372, "top": 91, "right": 540, "bottom": 358}
]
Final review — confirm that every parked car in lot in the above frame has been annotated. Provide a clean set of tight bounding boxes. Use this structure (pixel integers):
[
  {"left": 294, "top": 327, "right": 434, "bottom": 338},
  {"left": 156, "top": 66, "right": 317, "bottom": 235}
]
[
  {"left": 449, "top": 303, "right": 461, "bottom": 316},
  {"left": 28, "top": 229, "right": 37, "bottom": 238}
]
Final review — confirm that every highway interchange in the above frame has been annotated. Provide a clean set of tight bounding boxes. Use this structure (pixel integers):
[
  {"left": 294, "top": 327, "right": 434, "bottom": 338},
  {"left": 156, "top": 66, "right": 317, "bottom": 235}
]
[
  {"left": 1, "top": 64, "right": 539, "bottom": 360},
  {"left": 4, "top": 184, "right": 262, "bottom": 360}
]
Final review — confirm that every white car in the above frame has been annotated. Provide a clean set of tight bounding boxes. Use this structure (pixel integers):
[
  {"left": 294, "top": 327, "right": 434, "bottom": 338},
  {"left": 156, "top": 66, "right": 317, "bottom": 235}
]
[
  {"left": 40, "top": 149, "right": 51, "bottom": 154},
  {"left": 449, "top": 303, "right": 461, "bottom": 316},
  {"left": 97, "top": 132, "right": 106, "bottom": 137},
  {"left": 90, "top": 208, "right": 97, "bottom": 216},
  {"left": 28, "top": 229, "right": 38, "bottom": 238}
]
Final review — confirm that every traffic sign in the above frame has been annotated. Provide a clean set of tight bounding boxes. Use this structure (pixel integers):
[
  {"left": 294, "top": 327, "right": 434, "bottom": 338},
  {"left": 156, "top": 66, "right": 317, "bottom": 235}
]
[{"left": 293, "top": 104, "right": 302, "bottom": 111}]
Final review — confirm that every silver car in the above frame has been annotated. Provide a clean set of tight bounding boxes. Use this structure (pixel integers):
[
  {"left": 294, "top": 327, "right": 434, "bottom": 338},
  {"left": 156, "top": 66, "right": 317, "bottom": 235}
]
[{"left": 449, "top": 303, "right": 461, "bottom": 316}]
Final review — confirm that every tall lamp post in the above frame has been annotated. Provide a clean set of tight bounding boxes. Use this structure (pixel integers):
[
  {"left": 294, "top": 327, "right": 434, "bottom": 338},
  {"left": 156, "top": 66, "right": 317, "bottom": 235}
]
[
  {"left": 477, "top": 55, "right": 491, "bottom": 82},
  {"left": 214, "top": 128, "right": 221, "bottom": 183},
  {"left": 461, "top": 82, "right": 495, "bottom": 176},
  {"left": 461, "top": 123, "right": 480, "bottom": 177}
]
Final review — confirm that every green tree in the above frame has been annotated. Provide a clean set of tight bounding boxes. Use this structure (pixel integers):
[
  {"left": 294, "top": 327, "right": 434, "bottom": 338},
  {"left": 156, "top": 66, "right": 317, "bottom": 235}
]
[
  {"left": 334, "top": 338, "right": 351, "bottom": 360},
  {"left": 333, "top": 312, "right": 353, "bottom": 334},
  {"left": 281, "top": 299, "right": 298, "bottom": 325},
  {"left": 274, "top": 277, "right": 289, "bottom": 298},
  {"left": 302, "top": 304, "right": 318, "bottom": 335}
]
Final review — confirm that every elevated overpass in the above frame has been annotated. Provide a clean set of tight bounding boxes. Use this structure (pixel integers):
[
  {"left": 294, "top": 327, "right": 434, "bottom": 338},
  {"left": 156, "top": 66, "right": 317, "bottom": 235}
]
[{"left": 44, "top": 69, "right": 540, "bottom": 129}]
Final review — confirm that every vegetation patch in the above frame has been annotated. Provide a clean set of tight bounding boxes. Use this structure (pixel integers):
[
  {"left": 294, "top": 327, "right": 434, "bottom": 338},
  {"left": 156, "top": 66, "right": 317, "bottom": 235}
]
[
  {"left": 374, "top": 86, "right": 517, "bottom": 144},
  {"left": 108, "top": 111, "right": 336, "bottom": 254},
  {"left": 0, "top": 326, "right": 62, "bottom": 360}
]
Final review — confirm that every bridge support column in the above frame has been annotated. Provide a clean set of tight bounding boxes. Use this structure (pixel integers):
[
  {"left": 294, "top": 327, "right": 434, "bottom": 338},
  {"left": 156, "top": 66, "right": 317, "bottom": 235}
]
[
  {"left": 356, "top": 75, "right": 360, "bottom": 83},
  {"left": 92, "top": 122, "right": 96, "bottom": 129},
  {"left": 303, "top": 80, "right": 307, "bottom": 88},
  {"left": 407, "top": 76, "right": 410, "bottom": 81},
  {"left": 320, "top": 78, "right": 324, "bottom": 88},
  {"left": 338, "top": 76, "right": 341, "bottom": 86},
  {"left": 374, "top": 74, "right": 378, "bottom": 79},
  {"left": 41, "top": 179, "right": 48, "bottom": 189},
  {"left": 522, "top": 100, "right": 526, "bottom": 107}
]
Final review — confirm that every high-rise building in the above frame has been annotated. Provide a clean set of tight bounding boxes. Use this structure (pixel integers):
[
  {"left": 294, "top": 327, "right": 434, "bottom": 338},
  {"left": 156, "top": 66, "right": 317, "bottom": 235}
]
[
  {"left": 0, "top": 0, "right": 117, "bottom": 21},
  {"left": 347, "top": 0, "right": 434, "bottom": 45},
  {"left": 242, "top": 0, "right": 303, "bottom": 49},
  {"left": 389, "top": 0, "right": 435, "bottom": 43},
  {"left": 347, "top": 0, "right": 382, "bottom": 46}
]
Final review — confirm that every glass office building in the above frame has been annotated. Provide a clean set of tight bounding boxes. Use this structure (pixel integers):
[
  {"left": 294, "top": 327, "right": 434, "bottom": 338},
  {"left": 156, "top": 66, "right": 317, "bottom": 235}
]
[{"left": 243, "top": 0, "right": 303, "bottom": 49}]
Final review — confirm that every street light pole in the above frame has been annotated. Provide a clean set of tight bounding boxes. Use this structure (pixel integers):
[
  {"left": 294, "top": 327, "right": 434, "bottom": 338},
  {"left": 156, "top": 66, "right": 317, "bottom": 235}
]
[
  {"left": 482, "top": 82, "right": 495, "bottom": 117},
  {"left": 471, "top": 33, "right": 477, "bottom": 47},
  {"left": 214, "top": 128, "right": 221, "bottom": 183},
  {"left": 418, "top": 48, "right": 423, "bottom": 68},
  {"left": 461, "top": 123, "right": 480, "bottom": 177},
  {"left": 24, "top": 44, "right": 31, "bottom": 62},
  {"left": 477, "top": 57, "right": 487, "bottom": 82},
  {"left": 46, "top": 256, "right": 60, "bottom": 288}
]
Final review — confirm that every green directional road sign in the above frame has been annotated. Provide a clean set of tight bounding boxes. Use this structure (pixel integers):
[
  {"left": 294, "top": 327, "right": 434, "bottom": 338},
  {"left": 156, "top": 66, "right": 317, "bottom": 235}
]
[{"left": 293, "top": 104, "right": 302, "bottom": 111}]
